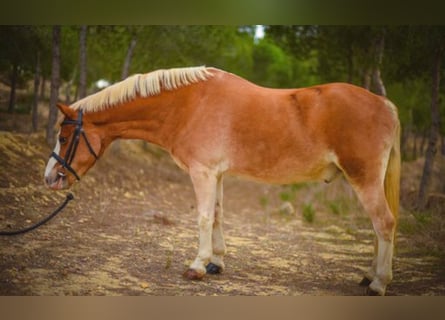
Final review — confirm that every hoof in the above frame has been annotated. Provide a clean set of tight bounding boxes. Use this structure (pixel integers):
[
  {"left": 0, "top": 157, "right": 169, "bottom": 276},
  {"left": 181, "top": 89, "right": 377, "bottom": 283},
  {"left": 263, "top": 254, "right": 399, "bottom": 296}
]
[
  {"left": 365, "top": 286, "right": 381, "bottom": 296},
  {"left": 206, "top": 262, "right": 222, "bottom": 275},
  {"left": 183, "top": 268, "right": 205, "bottom": 280},
  {"left": 359, "top": 276, "right": 372, "bottom": 287}
]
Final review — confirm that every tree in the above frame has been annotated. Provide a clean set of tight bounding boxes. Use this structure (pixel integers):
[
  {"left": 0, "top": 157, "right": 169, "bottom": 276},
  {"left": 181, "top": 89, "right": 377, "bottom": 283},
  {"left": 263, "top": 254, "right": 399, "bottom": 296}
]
[
  {"left": 251, "top": 38, "right": 293, "bottom": 87},
  {"left": 7, "top": 64, "right": 18, "bottom": 113},
  {"left": 30, "top": 27, "right": 52, "bottom": 132},
  {"left": 367, "top": 28, "right": 387, "bottom": 96},
  {"left": 78, "top": 25, "right": 88, "bottom": 99},
  {"left": 120, "top": 26, "right": 141, "bottom": 80},
  {"left": 417, "top": 35, "right": 445, "bottom": 208},
  {"left": 0, "top": 26, "right": 42, "bottom": 113},
  {"left": 47, "top": 26, "right": 61, "bottom": 146},
  {"left": 31, "top": 52, "right": 41, "bottom": 132}
]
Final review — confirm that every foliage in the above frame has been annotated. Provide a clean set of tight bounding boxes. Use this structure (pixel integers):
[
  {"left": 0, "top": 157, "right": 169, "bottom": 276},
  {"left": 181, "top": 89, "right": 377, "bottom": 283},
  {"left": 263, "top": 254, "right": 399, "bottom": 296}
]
[
  {"left": 0, "top": 26, "right": 50, "bottom": 86},
  {"left": 302, "top": 203, "right": 315, "bottom": 223},
  {"left": 386, "top": 79, "right": 433, "bottom": 132},
  {"left": 251, "top": 38, "right": 293, "bottom": 87},
  {"left": 1, "top": 25, "right": 444, "bottom": 139}
]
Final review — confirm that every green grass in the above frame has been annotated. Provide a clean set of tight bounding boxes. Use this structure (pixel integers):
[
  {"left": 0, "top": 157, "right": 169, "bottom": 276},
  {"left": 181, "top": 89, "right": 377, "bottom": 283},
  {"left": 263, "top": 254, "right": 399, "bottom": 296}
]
[
  {"left": 302, "top": 203, "right": 315, "bottom": 223},
  {"left": 398, "top": 209, "right": 434, "bottom": 235},
  {"left": 326, "top": 199, "right": 352, "bottom": 216},
  {"left": 279, "top": 191, "right": 292, "bottom": 202}
]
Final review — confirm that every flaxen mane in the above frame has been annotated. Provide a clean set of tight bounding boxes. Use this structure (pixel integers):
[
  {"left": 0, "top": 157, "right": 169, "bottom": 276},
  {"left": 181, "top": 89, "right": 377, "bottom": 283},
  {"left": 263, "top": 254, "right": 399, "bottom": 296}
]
[{"left": 70, "top": 66, "right": 214, "bottom": 112}]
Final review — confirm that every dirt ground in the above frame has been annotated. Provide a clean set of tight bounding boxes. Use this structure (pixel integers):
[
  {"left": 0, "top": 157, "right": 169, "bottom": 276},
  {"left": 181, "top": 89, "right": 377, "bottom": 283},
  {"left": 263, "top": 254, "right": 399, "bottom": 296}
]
[{"left": 0, "top": 129, "right": 444, "bottom": 296}]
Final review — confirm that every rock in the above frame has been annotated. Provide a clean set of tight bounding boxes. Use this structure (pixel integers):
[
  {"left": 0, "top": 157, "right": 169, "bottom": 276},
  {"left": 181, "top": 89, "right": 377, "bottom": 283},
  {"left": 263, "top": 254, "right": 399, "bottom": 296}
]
[{"left": 279, "top": 201, "right": 295, "bottom": 215}]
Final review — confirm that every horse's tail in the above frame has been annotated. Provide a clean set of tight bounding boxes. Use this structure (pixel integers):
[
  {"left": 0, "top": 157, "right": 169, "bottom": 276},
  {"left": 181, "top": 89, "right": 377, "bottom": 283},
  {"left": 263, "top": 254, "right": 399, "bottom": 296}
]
[{"left": 384, "top": 110, "right": 401, "bottom": 234}]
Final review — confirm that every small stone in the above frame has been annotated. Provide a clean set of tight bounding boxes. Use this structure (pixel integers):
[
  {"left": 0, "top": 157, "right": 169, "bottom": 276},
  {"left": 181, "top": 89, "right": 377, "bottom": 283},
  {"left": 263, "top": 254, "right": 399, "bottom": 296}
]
[{"left": 279, "top": 201, "right": 295, "bottom": 215}]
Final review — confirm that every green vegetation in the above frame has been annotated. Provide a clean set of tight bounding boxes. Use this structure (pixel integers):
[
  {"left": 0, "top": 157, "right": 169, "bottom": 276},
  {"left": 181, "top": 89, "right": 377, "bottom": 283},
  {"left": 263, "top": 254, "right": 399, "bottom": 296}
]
[
  {"left": 259, "top": 195, "right": 269, "bottom": 209},
  {"left": 1, "top": 26, "right": 444, "bottom": 138},
  {"left": 326, "top": 199, "right": 352, "bottom": 217},
  {"left": 302, "top": 203, "right": 315, "bottom": 223}
]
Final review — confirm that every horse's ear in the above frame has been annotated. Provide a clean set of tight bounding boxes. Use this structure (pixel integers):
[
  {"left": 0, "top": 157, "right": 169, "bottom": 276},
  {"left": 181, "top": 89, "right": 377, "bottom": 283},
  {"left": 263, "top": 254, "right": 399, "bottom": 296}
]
[{"left": 57, "top": 103, "right": 76, "bottom": 118}]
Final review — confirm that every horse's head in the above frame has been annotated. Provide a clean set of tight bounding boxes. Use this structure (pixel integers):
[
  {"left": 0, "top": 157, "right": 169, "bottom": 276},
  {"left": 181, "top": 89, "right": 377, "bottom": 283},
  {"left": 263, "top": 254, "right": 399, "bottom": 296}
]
[{"left": 44, "top": 104, "right": 101, "bottom": 190}]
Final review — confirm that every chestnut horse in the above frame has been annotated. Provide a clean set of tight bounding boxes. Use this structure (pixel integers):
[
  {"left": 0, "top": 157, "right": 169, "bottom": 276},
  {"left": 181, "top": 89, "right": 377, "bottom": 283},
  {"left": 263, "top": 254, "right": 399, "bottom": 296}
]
[{"left": 44, "top": 66, "right": 400, "bottom": 295}]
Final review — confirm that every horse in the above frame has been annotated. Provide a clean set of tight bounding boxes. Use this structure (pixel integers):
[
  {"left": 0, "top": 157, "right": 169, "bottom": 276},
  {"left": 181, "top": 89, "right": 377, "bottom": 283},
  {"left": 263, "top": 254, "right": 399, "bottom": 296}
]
[{"left": 44, "top": 66, "right": 401, "bottom": 295}]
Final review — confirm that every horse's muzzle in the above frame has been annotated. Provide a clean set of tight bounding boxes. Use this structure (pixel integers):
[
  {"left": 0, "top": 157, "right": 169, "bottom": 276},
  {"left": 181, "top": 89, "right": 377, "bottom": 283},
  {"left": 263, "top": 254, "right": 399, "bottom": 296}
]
[{"left": 45, "top": 170, "right": 70, "bottom": 190}]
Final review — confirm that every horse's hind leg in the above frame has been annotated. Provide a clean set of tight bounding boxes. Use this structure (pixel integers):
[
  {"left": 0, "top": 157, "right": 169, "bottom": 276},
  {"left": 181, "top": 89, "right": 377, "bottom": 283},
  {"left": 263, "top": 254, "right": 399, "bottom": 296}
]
[
  {"left": 353, "top": 183, "right": 395, "bottom": 295},
  {"left": 359, "top": 237, "right": 377, "bottom": 287},
  {"left": 183, "top": 166, "right": 218, "bottom": 280},
  {"left": 206, "top": 175, "right": 227, "bottom": 274}
]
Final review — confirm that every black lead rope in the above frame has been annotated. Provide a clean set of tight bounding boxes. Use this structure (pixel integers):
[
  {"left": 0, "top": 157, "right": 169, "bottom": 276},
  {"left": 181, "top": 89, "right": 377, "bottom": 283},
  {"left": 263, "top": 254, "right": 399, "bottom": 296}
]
[
  {"left": 1, "top": 110, "right": 96, "bottom": 236},
  {"left": 0, "top": 193, "right": 74, "bottom": 236}
]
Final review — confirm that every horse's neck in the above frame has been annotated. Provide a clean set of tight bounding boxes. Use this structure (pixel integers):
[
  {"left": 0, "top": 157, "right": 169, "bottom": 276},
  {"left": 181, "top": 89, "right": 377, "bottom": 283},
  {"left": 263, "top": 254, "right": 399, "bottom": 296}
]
[{"left": 88, "top": 96, "right": 179, "bottom": 149}]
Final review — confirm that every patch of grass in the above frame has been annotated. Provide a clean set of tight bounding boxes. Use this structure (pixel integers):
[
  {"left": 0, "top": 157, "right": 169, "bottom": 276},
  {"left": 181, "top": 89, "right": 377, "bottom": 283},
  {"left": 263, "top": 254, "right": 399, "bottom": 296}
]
[
  {"left": 302, "top": 203, "right": 315, "bottom": 223},
  {"left": 259, "top": 196, "right": 269, "bottom": 209},
  {"left": 397, "top": 208, "right": 445, "bottom": 259},
  {"left": 326, "top": 199, "right": 351, "bottom": 216},
  {"left": 412, "top": 210, "right": 433, "bottom": 225},
  {"left": 399, "top": 209, "right": 434, "bottom": 235},
  {"left": 290, "top": 183, "right": 307, "bottom": 192},
  {"left": 279, "top": 191, "right": 292, "bottom": 202},
  {"left": 328, "top": 201, "right": 341, "bottom": 215},
  {"left": 277, "top": 183, "right": 308, "bottom": 208}
]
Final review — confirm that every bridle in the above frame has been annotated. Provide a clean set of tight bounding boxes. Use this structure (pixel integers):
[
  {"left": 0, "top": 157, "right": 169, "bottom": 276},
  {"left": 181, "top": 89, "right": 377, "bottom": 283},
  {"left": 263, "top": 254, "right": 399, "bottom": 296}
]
[{"left": 50, "top": 110, "right": 98, "bottom": 181}]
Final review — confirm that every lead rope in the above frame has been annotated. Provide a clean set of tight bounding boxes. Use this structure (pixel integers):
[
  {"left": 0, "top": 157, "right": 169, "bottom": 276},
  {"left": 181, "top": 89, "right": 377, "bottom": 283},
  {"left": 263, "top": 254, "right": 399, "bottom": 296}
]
[{"left": 0, "top": 193, "right": 74, "bottom": 236}]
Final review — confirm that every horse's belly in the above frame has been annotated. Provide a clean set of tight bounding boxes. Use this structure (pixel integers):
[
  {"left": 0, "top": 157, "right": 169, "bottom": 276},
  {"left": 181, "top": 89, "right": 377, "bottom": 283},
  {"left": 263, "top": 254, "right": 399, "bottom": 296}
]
[{"left": 228, "top": 153, "right": 341, "bottom": 185}]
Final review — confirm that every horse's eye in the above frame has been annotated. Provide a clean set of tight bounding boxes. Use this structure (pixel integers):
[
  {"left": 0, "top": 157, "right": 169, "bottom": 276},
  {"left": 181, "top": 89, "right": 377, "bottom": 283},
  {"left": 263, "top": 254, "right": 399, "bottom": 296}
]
[{"left": 59, "top": 137, "right": 67, "bottom": 145}]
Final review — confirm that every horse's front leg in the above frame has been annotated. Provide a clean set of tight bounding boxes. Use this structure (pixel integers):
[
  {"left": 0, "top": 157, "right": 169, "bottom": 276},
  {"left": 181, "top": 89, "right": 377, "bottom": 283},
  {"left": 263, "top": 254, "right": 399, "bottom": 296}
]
[{"left": 183, "top": 167, "right": 218, "bottom": 280}]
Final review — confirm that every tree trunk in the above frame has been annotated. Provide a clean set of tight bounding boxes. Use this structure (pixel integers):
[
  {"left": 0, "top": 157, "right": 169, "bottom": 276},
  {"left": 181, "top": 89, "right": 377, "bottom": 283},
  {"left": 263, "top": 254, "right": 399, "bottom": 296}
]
[
  {"left": 412, "top": 129, "right": 418, "bottom": 159},
  {"left": 420, "top": 128, "right": 427, "bottom": 155},
  {"left": 417, "top": 46, "right": 442, "bottom": 209},
  {"left": 362, "top": 67, "right": 372, "bottom": 90},
  {"left": 372, "top": 68, "right": 387, "bottom": 96},
  {"left": 7, "top": 63, "right": 18, "bottom": 113},
  {"left": 46, "top": 26, "right": 61, "bottom": 146},
  {"left": 441, "top": 135, "right": 445, "bottom": 156},
  {"left": 78, "top": 25, "right": 88, "bottom": 99},
  {"left": 121, "top": 36, "right": 137, "bottom": 80},
  {"left": 40, "top": 76, "right": 46, "bottom": 101},
  {"left": 31, "top": 52, "right": 41, "bottom": 132},
  {"left": 371, "top": 29, "right": 386, "bottom": 96}
]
